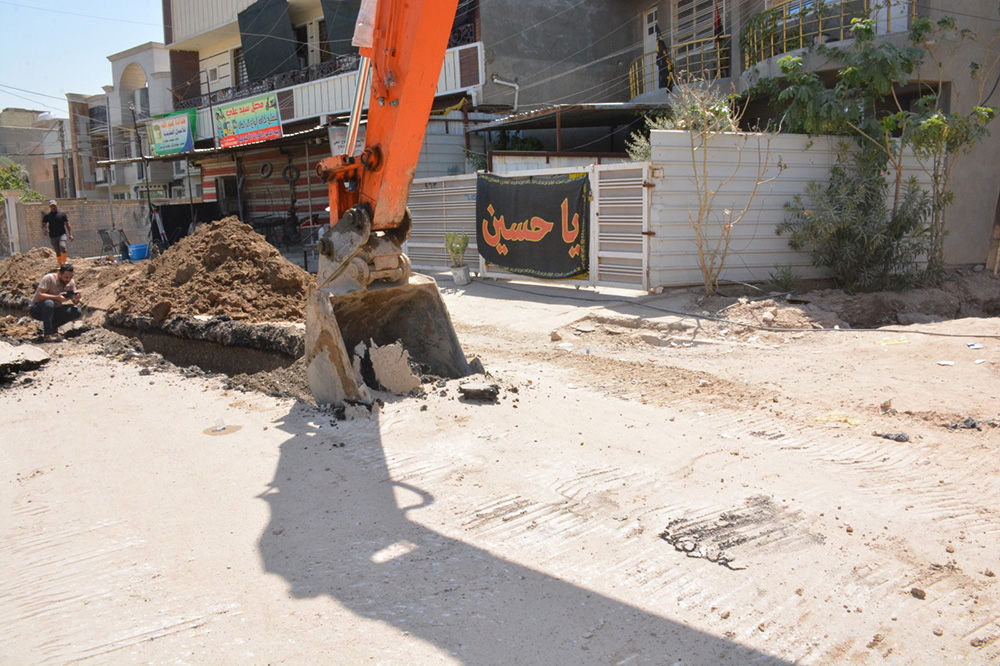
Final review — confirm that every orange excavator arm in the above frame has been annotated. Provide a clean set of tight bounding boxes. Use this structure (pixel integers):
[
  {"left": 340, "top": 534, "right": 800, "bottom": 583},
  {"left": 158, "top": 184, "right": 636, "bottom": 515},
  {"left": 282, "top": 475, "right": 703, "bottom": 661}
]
[
  {"left": 318, "top": 0, "right": 460, "bottom": 234},
  {"left": 306, "top": 0, "right": 471, "bottom": 408}
]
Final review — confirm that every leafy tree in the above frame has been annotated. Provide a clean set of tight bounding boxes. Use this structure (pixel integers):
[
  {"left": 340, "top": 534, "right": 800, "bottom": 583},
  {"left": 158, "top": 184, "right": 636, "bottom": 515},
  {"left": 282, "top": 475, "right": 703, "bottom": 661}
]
[
  {"left": 770, "top": 17, "right": 996, "bottom": 283},
  {"left": 0, "top": 157, "right": 43, "bottom": 202}
]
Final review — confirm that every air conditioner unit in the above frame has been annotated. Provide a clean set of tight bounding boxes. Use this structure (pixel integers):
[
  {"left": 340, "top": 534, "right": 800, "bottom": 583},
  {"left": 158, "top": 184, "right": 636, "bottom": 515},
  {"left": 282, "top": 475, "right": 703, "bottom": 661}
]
[{"left": 173, "top": 160, "right": 187, "bottom": 176}]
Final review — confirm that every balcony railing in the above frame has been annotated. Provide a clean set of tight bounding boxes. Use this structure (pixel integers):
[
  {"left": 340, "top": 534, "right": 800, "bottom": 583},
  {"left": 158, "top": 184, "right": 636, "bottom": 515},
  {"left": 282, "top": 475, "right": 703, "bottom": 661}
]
[
  {"left": 742, "top": 0, "right": 915, "bottom": 69},
  {"left": 628, "top": 34, "right": 732, "bottom": 98},
  {"left": 176, "top": 55, "right": 360, "bottom": 111}
]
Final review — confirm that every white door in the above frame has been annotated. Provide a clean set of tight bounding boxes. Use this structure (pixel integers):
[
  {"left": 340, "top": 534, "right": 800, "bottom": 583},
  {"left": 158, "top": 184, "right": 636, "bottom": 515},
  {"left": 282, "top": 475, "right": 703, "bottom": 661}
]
[{"left": 643, "top": 8, "right": 659, "bottom": 93}]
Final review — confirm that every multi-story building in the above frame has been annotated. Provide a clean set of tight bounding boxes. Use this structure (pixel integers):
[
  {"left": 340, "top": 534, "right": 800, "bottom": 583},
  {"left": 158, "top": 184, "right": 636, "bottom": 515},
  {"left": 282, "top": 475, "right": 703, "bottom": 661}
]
[
  {"left": 0, "top": 108, "right": 73, "bottom": 200},
  {"left": 627, "top": 0, "right": 1000, "bottom": 266},
  {"left": 156, "top": 0, "right": 646, "bottom": 227},
  {"left": 67, "top": 42, "right": 203, "bottom": 204}
]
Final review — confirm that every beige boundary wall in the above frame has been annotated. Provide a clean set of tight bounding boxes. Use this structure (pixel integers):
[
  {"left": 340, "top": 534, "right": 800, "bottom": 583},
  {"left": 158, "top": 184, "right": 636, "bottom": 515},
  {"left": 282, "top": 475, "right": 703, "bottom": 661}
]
[
  {"left": 648, "top": 130, "right": 933, "bottom": 290},
  {"left": 408, "top": 131, "right": 934, "bottom": 291},
  {"left": 1, "top": 196, "right": 150, "bottom": 260}
]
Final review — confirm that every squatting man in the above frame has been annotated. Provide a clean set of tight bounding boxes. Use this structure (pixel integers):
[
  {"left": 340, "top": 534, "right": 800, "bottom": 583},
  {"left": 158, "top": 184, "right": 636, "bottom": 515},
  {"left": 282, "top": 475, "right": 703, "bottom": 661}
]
[{"left": 29, "top": 264, "right": 82, "bottom": 342}]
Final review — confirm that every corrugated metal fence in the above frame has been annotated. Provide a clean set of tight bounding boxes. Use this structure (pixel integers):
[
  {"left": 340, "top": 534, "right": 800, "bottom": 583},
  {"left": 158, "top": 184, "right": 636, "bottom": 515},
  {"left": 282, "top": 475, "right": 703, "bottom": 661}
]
[{"left": 405, "top": 163, "right": 650, "bottom": 289}]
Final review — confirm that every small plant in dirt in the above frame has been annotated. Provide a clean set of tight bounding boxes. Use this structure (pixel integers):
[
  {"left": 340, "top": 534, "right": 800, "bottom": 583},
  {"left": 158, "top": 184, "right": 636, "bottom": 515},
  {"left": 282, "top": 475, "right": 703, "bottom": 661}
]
[
  {"left": 445, "top": 232, "right": 469, "bottom": 267},
  {"left": 768, "top": 264, "right": 800, "bottom": 293},
  {"left": 628, "top": 75, "right": 784, "bottom": 297},
  {"left": 779, "top": 144, "right": 930, "bottom": 292}
]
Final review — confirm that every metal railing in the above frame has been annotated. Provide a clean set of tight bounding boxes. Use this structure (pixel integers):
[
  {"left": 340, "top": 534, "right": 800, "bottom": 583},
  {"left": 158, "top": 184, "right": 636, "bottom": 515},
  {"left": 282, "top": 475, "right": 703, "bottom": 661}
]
[
  {"left": 629, "top": 34, "right": 732, "bottom": 98},
  {"left": 176, "top": 55, "right": 360, "bottom": 111},
  {"left": 742, "top": 0, "right": 915, "bottom": 69}
]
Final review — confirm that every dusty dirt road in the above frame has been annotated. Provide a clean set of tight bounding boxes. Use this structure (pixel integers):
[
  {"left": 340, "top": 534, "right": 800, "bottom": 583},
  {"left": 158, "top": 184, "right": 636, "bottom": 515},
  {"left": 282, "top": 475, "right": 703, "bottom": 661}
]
[{"left": 2, "top": 274, "right": 1000, "bottom": 665}]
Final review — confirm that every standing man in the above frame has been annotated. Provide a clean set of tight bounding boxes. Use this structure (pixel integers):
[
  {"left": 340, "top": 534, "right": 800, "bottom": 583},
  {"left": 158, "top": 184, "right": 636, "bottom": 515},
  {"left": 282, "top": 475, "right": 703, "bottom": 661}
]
[
  {"left": 41, "top": 200, "right": 72, "bottom": 267},
  {"left": 29, "top": 264, "right": 82, "bottom": 342}
]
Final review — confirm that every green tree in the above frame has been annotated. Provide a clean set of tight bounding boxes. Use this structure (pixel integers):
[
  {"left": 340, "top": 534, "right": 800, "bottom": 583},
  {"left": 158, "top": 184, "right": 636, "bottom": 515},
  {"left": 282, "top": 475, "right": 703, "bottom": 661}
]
[
  {"left": 770, "top": 17, "right": 996, "bottom": 283},
  {"left": 0, "top": 157, "right": 43, "bottom": 202}
]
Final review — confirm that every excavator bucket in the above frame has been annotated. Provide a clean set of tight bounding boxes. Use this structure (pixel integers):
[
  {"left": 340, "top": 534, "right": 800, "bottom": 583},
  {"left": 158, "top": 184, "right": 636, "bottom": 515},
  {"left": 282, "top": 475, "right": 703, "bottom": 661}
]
[{"left": 306, "top": 274, "right": 471, "bottom": 406}]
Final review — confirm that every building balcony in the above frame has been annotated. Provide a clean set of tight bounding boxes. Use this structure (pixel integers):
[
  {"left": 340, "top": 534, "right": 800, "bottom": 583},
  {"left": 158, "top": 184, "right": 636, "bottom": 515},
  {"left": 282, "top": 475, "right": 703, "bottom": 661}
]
[
  {"left": 741, "top": 0, "right": 914, "bottom": 70},
  {"left": 629, "top": 34, "right": 732, "bottom": 99},
  {"left": 184, "top": 43, "right": 485, "bottom": 142},
  {"left": 176, "top": 55, "right": 360, "bottom": 111}
]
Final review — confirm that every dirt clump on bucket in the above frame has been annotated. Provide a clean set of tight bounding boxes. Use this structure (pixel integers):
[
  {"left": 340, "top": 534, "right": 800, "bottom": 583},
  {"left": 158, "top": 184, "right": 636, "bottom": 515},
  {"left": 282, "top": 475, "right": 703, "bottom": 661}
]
[{"left": 109, "top": 216, "right": 315, "bottom": 323}]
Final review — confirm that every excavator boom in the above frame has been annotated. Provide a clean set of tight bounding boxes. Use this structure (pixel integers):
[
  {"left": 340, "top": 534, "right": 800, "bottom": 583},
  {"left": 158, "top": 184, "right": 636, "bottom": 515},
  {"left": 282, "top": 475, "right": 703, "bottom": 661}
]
[{"left": 307, "top": 0, "right": 471, "bottom": 407}]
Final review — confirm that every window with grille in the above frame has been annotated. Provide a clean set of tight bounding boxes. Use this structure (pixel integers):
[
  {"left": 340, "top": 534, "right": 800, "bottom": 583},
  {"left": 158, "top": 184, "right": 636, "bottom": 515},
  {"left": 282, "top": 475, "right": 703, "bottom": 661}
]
[
  {"left": 673, "top": 0, "right": 721, "bottom": 46},
  {"left": 233, "top": 48, "right": 248, "bottom": 87}
]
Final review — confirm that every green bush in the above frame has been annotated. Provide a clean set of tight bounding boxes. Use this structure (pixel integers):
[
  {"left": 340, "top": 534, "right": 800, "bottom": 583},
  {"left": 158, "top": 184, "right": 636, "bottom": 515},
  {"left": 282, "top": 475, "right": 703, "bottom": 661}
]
[{"left": 778, "top": 145, "right": 930, "bottom": 292}]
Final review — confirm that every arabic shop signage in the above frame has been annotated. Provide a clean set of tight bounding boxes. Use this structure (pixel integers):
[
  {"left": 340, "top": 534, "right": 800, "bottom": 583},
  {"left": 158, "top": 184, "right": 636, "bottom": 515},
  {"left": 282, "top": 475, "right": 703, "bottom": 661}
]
[
  {"left": 147, "top": 110, "right": 196, "bottom": 156},
  {"left": 213, "top": 93, "right": 282, "bottom": 148},
  {"left": 475, "top": 172, "right": 589, "bottom": 279}
]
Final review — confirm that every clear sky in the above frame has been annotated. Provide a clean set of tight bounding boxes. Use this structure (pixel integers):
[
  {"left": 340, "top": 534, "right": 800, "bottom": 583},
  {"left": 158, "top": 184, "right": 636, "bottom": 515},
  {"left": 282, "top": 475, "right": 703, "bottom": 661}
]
[{"left": 0, "top": 0, "right": 165, "bottom": 118}]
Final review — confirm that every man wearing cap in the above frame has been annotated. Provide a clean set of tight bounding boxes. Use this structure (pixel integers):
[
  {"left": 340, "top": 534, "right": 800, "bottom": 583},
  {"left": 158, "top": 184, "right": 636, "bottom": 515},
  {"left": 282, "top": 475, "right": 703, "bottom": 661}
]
[
  {"left": 41, "top": 200, "right": 72, "bottom": 267},
  {"left": 29, "top": 264, "right": 82, "bottom": 342}
]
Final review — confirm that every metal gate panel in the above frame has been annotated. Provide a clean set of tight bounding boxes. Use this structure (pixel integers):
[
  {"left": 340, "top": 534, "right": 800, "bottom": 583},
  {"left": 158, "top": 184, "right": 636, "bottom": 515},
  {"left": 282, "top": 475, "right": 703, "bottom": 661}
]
[
  {"left": 407, "top": 164, "right": 650, "bottom": 290},
  {"left": 405, "top": 174, "right": 478, "bottom": 270},
  {"left": 591, "top": 164, "right": 649, "bottom": 289}
]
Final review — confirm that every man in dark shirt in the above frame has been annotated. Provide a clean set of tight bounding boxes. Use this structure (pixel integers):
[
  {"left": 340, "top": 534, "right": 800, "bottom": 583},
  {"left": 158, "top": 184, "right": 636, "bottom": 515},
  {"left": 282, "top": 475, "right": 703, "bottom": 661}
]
[{"left": 41, "top": 200, "right": 73, "bottom": 267}]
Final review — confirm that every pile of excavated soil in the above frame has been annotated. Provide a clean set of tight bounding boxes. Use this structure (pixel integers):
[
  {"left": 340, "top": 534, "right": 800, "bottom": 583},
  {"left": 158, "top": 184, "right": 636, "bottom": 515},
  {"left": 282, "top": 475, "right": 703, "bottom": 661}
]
[
  {"left": 108, "top": 217, "right": 315, "bottom": 323},
  {"left": 0, "top": 315, "right": 41, "bottom": 340}
]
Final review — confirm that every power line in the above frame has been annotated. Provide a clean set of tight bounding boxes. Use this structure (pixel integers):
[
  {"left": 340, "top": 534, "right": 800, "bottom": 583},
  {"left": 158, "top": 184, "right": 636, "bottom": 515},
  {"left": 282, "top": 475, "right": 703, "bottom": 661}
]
[{"left": 0, "top": 1, "right": 160, "bottom": 26}]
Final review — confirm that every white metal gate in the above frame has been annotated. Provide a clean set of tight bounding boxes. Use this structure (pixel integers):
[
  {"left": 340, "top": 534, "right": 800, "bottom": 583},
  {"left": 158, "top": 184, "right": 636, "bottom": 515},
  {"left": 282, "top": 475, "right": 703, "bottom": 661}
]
[{"left": 406, "top": 163, "right": 649, "bottom": 290}]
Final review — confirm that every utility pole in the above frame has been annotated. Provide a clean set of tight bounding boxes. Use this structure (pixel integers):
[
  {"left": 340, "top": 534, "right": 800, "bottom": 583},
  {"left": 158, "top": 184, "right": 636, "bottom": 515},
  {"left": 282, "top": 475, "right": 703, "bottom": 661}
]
[
  {"left": 130, "top": 101, "right": 157, "bottom": 242},
  {"left": 106, "top": 95, "right": 115, "bottom": 232}
]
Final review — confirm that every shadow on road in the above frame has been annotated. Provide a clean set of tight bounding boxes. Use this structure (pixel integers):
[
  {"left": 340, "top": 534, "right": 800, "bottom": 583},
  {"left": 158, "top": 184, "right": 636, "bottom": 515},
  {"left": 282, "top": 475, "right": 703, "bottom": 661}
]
[{"left": 260, "top": 403, "right": 795, "bottom": 665}]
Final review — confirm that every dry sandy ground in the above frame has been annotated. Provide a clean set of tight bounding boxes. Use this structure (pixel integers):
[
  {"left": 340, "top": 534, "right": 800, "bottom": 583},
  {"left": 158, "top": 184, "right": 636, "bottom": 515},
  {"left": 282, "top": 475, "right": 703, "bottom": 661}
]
[{"left": 2, "top": 276, "right": 1000, "bottom": 665}]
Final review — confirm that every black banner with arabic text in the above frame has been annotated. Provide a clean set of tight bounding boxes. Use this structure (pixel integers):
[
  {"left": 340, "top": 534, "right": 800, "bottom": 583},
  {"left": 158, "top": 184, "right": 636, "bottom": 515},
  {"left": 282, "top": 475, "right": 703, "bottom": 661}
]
[{"left": 476, "top": 173, "right": 589, "bottom": 279}]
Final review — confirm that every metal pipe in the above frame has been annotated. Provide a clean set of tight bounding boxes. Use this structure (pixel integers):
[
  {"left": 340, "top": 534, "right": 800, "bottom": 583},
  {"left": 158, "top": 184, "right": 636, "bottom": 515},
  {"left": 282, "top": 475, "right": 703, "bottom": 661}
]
[
  {"left": 491, "top": 75, "right": 520, "bottom": 112},
  {"left": 345, "top": 56, "right": 371, "bottom": 156}
]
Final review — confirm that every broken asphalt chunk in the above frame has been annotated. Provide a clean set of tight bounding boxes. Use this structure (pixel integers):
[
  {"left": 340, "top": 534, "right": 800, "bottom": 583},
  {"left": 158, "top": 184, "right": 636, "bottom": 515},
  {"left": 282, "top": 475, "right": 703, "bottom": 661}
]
[{"left": 458, "top": 381, "right": 500, "bottom": 402}]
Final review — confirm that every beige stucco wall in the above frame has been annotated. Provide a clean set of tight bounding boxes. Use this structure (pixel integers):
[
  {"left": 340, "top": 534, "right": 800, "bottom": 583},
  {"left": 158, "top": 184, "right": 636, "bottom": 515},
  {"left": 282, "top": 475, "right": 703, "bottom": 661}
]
[{"left": 13, "top": 199, "right": 151, "bottom": 259}]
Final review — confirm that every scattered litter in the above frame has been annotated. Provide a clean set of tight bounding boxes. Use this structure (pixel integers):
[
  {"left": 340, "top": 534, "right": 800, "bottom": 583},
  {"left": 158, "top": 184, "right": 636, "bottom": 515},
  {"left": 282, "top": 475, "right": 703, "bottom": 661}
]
[
  {"left": 214, "top": 417, "right": 226, "bottom": 432},
  {"left": 878, "top": 399, "right": 897, "bottom": 415},
  {"left": 936, "top": 361, "right": 955, "bottom": 366},
  {"left": 815, "top": 413, "right": 861, "bottom": 426},
  {"left": 458, "top": 382, "right": 500, "bottom": 402},
  {"left": 556, "top": 342, "right": 574, "bottom": 351},
  {"left": 975, "top": 359, "right": 987, "bottom": 365},
  {"left": 967, "top": 343, "right": 984, "bottom": 350},
  {"left": 877, "top": 337, "right": 908, "bottom": 346},
  {"left": 948, "top": 417, "right": 982, "bottom": 431},
  {"left": 873, "top": 432, "right": 909, "bottom": 442}
]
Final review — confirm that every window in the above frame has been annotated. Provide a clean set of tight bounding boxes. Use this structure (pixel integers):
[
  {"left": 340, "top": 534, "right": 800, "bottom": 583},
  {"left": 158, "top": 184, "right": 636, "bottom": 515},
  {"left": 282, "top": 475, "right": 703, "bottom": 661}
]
[
  {"left": 673, "top": 0, "right": 720, "bottom": 47},
  {"left": 318, "top": 20, "right": 332, "bottom": 62},
  {"left": 233, "top": 48, "right": 248, "bottom": 87},
  {"left": 207, "top": 67, "right": 219, "bottom": 82},
  {"left": 295, "top": 24, "right": 309, "bottom": 69}
]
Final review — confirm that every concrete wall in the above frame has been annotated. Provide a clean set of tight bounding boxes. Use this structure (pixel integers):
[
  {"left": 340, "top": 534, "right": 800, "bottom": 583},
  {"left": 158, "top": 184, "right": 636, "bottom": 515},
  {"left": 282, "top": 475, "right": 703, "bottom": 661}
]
[
  {"left": 648, "top": 130, "right": 934, "bottom": 288},
  {"left": 492, "top": 154, "right": 630, "bottom": 171},
  {"left": 9, "top": 198, "right": 151, "bottom": 259},
  {"left": 167, "top": 0, "right": 257, "bottom": 46},
  {"left": 479, "top": 0, "right": 640, "bottom": 108}
]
